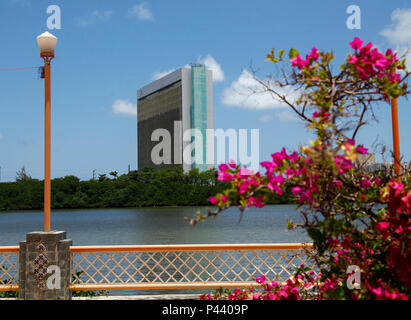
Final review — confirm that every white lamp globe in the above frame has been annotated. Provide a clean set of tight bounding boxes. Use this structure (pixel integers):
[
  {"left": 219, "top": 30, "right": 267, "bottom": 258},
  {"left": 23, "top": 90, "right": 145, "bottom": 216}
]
[{"left": 37, "top": 31, "right": 58, "bottom": 54}]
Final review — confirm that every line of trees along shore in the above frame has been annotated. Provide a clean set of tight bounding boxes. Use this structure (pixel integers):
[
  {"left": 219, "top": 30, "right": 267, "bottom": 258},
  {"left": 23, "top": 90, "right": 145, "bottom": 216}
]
[{"left": 0, "top": 167, "right": 294, "bottom": 211}]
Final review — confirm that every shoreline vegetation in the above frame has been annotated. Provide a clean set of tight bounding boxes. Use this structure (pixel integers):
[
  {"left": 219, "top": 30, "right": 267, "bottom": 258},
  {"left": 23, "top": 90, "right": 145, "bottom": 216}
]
[{"left": 0, "top": 167, "right": 296, "bottom": 212}]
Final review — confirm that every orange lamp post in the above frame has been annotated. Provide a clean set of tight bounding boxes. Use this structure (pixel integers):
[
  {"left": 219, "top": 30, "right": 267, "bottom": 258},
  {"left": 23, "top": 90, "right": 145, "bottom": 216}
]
[
  {"left": 391, "top": 98, "right": 401, "bottom": 176},
  {"left": 37, "top": 32, "right": 57, "bottom": 232}
]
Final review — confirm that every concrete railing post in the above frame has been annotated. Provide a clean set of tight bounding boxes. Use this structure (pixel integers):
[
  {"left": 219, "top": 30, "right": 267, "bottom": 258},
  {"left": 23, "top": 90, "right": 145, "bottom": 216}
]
[{"left": 19, "top": 231, "right": 72, "bottom": 300}]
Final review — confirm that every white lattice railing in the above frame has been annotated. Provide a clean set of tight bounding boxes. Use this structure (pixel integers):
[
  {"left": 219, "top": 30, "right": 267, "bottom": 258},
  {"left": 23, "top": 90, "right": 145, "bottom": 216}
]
[{"left": 70, "top": 243, "right": 315, "bottom": 291}]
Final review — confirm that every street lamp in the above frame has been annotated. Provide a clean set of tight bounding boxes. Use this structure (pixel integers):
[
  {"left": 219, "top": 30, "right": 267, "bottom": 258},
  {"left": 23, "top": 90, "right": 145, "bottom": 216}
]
[{"left": 37, "top": 31, "right": 57, "bottom": 232}]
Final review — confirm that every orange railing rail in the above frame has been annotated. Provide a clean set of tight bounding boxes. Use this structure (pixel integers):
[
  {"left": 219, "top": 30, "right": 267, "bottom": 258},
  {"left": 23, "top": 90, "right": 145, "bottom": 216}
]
[
  {"left": 70, "top": 243, "right": 315, "bottom": 291},
  {"left": 0, "top": 246, "right": 19, "bottom": 292}
]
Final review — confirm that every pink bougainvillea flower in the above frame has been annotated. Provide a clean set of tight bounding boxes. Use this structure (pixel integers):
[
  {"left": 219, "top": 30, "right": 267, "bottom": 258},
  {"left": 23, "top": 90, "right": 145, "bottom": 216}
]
[
  {"left": 300, "top": 190, "right": 313, "bottom": 204},
  {"left": 388, "top": 72, "right": 401, "bottom": 83},
  {"left": 385, "top": 48, "right": 394, "bottom": 56},
  {"left": 268, "top": 175, "right": 284, "bottom": 195},
  {"left": 271, "top": 148, "right": 288, "bottom": 165},
  {"left": 268, "top": 183, "right": 283, "bottom": 196},
  {"left": 291, "top": 54, "right": 309, "bottom": 70},
  {"left": 401, "top": 192, "right": 411, "bottom": 210},
  {"left": 390, "top": 180, "right": 404, "bottom": 197},
  {"left": 285, "top": 168, "right": 296, "bottom": 178},
  {"left": 253, "top": 293, "right": 261, "bottom": 300},
  {"left": 289, "top": 152, "right": 299, "bottom": 163},
  {"left": 218, "top": 163, "right": 229, "bottom": 172},
  {"left": 349, "top": 37, "right": 364, "bottom": 50},
  {"left": 208, "top": 196, "right": 217, "bottom": 205},
  {"left": 260, "top": 161, "right": 276, "bottom": 173},
  {"left": 308, "top": 47, "right": 319, "bottom": 61},
  {"left": 238, "top": 182, "right": 249, "bottom": 194},
  {"left": 375, "top": 57, "right": 391, "bottom": 69},
  {"left": 370, "top": 286, "right": 384, "bottom": 298},
  {"left": 292, "top": 186, "right": 303, "bottom": 195},
  {"left": 228, "top": 160, "right": 236, "bottom": 168},
  {"left": 217, "top": 171, "right": 233, "bottom": 182},
  {"left": 348, "top": 55, "right": 359, "bottom": 64},
  {"left": 346, "top": 138, "right": 355, "bottom": 145},
  {"left": 360, "top": 178, "right": 372, "bottom": 190},
  {"left": 335, "top": 156, "right": 354, "bottom": 173},
  {"left": 239, "top": 167, "right": 253, "bottom": 177},
  {"left": 357, "top": 145, "right": 368, "bottom": 154},
  {"left": 256, "top": 275, "right": 266, "bottom": 284},
  {"left": 248, "top": 195, "right": 265, "bottom": 208},
  {"left": 376, "top": 222, "right": 390, "bottom": 238},
  {"left": 360, "top": 42, "right": 373, "bottom": 55}
]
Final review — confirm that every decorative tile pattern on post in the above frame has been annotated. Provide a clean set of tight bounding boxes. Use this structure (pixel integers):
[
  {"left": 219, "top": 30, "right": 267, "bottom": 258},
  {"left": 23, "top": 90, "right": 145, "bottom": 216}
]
[
  {"left": 19, "top": 231, "right": 72, "bottom": 300},
  {"left": 33, "top": 243, "right": 49, "bottom": 289}
]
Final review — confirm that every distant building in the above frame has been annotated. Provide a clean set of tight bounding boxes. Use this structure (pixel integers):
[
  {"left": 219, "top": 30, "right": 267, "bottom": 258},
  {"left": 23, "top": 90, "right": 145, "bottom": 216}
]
[
  {"left": 357, "top": 153, "right": 376, "bottom": 166},
  {"left": 137, "top": 65, "right": 213, "bottom": 172},
  {"left": 364, "top": 161, "right": 410, "bottom": 174},
  {"left": 356, "top": 153, "right": 410, "bottom": 174}
]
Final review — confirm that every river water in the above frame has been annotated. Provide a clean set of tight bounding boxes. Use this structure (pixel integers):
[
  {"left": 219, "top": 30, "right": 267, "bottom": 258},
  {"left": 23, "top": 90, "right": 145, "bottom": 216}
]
[
  {"left": 0, "top": 205, "right": 310, "bottom": 296},
  {"left": 0, "top": 205, "right": 309, "bottom": 245}
]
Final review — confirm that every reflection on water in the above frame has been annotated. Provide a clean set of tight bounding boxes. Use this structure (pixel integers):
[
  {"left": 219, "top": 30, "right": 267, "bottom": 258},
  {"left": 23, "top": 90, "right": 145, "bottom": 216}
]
[{"left": 0, "top": 204, "right": 310, "bottom": 295}]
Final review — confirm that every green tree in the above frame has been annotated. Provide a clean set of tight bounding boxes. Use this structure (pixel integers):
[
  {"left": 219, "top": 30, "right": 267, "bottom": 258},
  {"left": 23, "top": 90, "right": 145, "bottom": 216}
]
[{"left": 15, "top": 166, "right": 33, "bottom": 182}]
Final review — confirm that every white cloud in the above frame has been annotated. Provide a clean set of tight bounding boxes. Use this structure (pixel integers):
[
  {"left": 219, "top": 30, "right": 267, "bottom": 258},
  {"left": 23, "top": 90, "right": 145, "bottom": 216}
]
[
  {"left": 258, "top": 111, "right": 299, "bottom": 123},
  {"left": 92, "top": 10, "right": 113, "bottom": 21},
  {"left": 151, "top": 55, "right": 224, "bottom": 82},
  {"left": 221, "top": 70, "right": 299, "bottom": 109},
  {"left": 198, "top": 55, "right": 225, "bottom": 82},
  {"left": 111, "top": 99, "right": 136, "bottom": 116},
  {"left": 258, "top": 114, "right": 274, "bottom": 122},
  {"left": 277, "top": 110, "right": 299, "bottom": 123},
  {"left": 75, "top": 10, "right": 113, "bottom": 26},
  {"left": 380, "top": 9, "right": 411, "bottom": 70},
  {"left": 129, "top": 2, "right": 154, "bottom": 21},
  {"left": 380, "top": 9, "right": 411, "bottom": 45}
]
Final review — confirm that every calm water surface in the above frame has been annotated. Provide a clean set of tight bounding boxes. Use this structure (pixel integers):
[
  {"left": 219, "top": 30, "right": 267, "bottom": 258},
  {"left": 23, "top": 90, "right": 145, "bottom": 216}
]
[{"left": 0, "top": 205, "right": 308, "bottom": 245}]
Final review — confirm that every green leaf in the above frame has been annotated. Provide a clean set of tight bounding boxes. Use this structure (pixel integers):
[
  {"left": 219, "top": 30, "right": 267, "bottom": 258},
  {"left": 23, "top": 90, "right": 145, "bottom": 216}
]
[
  {"left": 289, "top": 48, "right": 299, "bottom": 59},
  {"left": 307, "top": 228, "right": 326, "bottom": 254},
  {"left": 279, "top": 49, "right": 285, "bottom": 59}
]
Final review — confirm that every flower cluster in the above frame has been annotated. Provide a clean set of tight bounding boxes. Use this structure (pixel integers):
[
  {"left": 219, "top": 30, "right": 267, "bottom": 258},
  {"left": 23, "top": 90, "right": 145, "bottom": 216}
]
[
  {"left": 312, "top": 109, "right": 330, "bottom": 122},
  {"left": 201, "top": 266, "right": 320, "bottom": 301},
  {"left": 208, "top": 162, "right": 265, "bottom": 208},
  {"left": 286, "top": 37, "right": 406, "bottom": 99},
  {"left": 291, "top": 47, "right": 320, "bottom": 70},
  {"left": 197, "top": 38, "right": 410, "bottom": 300},
  {"left": 315, "top": 179, "right": 410, "bottom": 300},
  {"left": 378, "top": 180, "right": 411, "bottom": 289},
  {"left": 348, "top": 37, "right": 401, "bottom": 83},
  {"left": 211, "top": 135, "right": 381, "bottom": 210},
  {"left": 207, "top": 141, "right": 410, "bottom": 300}
]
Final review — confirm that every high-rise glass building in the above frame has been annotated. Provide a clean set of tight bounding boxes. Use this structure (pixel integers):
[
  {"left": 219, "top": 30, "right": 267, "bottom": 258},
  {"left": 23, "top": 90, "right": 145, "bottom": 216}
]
[{"left": 137, "top": 65, "right": 213, "bottom": 172}]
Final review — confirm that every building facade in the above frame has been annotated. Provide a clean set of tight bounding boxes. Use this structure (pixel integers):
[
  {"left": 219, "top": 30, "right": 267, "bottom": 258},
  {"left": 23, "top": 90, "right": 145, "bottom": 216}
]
[{"left": 137, "top": 65, "right": 213, "bottom": 172}]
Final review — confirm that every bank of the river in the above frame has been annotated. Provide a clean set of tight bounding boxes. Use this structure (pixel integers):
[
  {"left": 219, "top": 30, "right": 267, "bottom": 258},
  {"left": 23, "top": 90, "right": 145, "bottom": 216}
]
[{"left": 0, "top": 169, "right": 295, "bottom": 211}]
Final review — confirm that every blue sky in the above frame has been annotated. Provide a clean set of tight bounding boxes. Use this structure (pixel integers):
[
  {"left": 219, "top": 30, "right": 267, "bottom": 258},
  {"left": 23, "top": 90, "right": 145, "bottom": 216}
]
[{"left": 0, "top": 0, "right": 410, "bottom": 181}]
